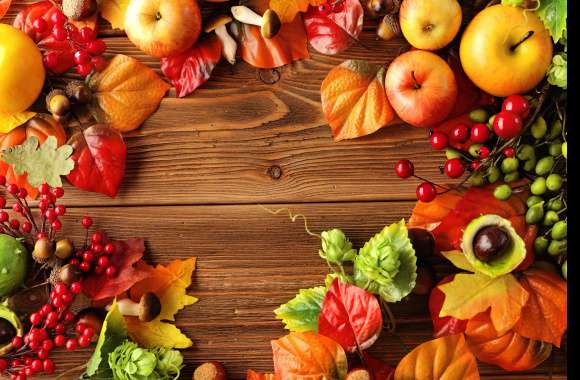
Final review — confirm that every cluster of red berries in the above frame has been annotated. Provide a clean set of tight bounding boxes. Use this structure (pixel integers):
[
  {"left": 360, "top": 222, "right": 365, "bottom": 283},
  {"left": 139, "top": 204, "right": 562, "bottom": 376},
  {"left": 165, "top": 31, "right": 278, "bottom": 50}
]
[
  {"left": 68, "top": 221, "right": 118, "bottom": 278},
  {"left": 0, "top": 281, "right": 89, "bottom": 379},
  {"left": 31, "top": 8, "right": 107, "bottom": 76},
  {"left": 317, "top": 0, "right": 345, "bottom": 14}
]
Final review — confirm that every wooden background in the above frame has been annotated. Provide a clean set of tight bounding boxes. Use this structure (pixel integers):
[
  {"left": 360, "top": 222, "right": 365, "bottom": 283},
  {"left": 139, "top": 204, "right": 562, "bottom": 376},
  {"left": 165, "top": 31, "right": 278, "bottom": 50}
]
[{"left": 3, "top": 1, "right": 567, "bottom": 378}]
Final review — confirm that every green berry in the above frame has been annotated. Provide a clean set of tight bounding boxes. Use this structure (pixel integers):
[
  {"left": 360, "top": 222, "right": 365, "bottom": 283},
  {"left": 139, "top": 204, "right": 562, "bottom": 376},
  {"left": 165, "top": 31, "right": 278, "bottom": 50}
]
[
  {"left": 526, "top": 195, "right": 544, "bottom": 207},
  {"left": 546, "top": 173, "right": 563, "bottom": 192},
  {"left": 543, "top": 210, "right": 559, "bottom": 226},
  {"left": 468, "top": 144, "right": 483, "bottom": 158},
  {"left": 531, "top": 177, "right": 547, "bottom": 195},
  {"left": 530, "top": 116, "right": 547, "bottom": 139},
  {"left": 534, "top": 236, "right": 549, "bottom": 254},
  {"left": 562, "top": 260, "right": 567, "bottom": 280},
  {"left": 525, "top": 203, "right": 545, "bottom": 224},
  {"left": 469, "top": 109, "right": 489, "bottom": 123},
  {"left": 445, "top": 148, "right": 462, "bottom": 160},
  {"left": 547, "top": 239, "right": 566, "bottom": 256},
  {"left": 517, "top": 144, "right": 535, "bottom": 161},
  {"left": 548, "top": 141, "right": 562, "bottom": 157},
  {"left": 547, "top": 119, "right": 562, "bottom": 140},
  {"left": 494, "top": 184, "right": 512, "bottom": 200},
  {"left": 547, "top": 198, "right": 564, "bottom": 211},
  {"left": 469, "top": 172, "right": 485, "bottom": 187},
  {"left": 562, "top": 141, "right": 567, "bottom": 159},
  {"left": 487, "top": 166, "right": 501, "bottom": 184},
  {"left": 522, "top": 157, "right": 537, "bottom": 172},
  {"left": 501, "top": 157, "right": 519, "bottom": 173},
  {"left": 535, "top": 156, "right": 555, "bottom": 176},
  {"left": 504, "top": 172, "right": 520, "bottom": 183},
  {"left": 551, "top": 220, "right": 567, "bottom": 240}
]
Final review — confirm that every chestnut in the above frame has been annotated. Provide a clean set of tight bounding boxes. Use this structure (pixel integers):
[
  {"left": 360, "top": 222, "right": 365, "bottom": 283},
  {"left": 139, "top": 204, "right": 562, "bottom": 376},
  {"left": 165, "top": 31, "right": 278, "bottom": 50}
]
[
  {"left": 193, "top": 361, "right": 228, "bottom": 380},
  {"left": 473, "top": 226, "right": 511, "bottom": 262}
]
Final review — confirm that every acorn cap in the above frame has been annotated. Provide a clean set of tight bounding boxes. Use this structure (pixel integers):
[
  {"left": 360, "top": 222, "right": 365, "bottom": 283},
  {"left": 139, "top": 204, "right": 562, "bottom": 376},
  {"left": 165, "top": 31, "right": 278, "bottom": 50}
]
[
  {"left": 65, "top": 80, "right": 93, "bottom": 105},
  {"left": 261, "top": 9, "right": 281, "bottom": 39},
  {"left": 204, "top": 14, "right": 233, "bottom": 33},
  {"left": 138, "top": 292, "right": 161, "bottom": 322}
]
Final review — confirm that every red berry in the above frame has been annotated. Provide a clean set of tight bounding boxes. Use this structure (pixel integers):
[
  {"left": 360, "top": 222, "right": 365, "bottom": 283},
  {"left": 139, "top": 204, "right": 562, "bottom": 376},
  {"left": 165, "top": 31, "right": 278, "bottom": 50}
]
[
  {"left": 37, "top": 349, "right": 49, "bottom": 360},
  {"left": 503, "top": 147, "right": 516, "bottom": 157},
  {"left": 502, "top": 95, "right": 530, "bottom": 118},
  {"left": 54, "top": 283, "right": 67, "bottom": 295},
  {"left": 17, "top": 188, "right": 27, "bottom": 198},
  {"left": 91, "top": 242, "right": 103, "bottom": 253},
  {"left": 104, "top": 243, "right": 116, "bottom": 255},
  {"left": 44, "top": 209, "right": 56, "bottom": 221},
  {"left": 451, "top": 124, "right": 470, "bottom": 143},
  {"left": 79, "top": 261, "right": 91, "bottom": 272},
  {"left": 65, "top": 338, "right": 78, "bottom": 351},
  {"left": 11, "top": 336, "right": 23, "bottom": 349},
  {"left": 78, "top": 335, "right": 91, "bottom": 347},
  {"left": 15, "top": 374, "right": 26, "bottom": 380},
  {"left": 11, "top": 359, "right": 23, "bottom": 368},
  {"left": 53, "top": 187, "right": 64, "bottom": 198},
  {"left": 43, "top": 52, "right": 59, "bottom": 70},
  {"left": 478, "top": 146, "right": 490, "bottom": 158},
  {"left": 70, "top": 282, "right": 82, "bottom": 294},
  {"left": 444, "top": 158, "right": 465, "bottom": 178},
  {"left": 493, "top": 111, "right": 523, "bottom": 139},
  {"left": 0, "top": 211, "right": 8, "bottom": 222},
  {"left": 68, "top": 258, "right": 80, "bottom": 266},
  {"left": 32, "top": 18, "right": 47, "bottom": 33},
  {"left": 395, "top": 159, "right": 414, "bottom": 179},
  {"left": 46, "top": 311, "right": 59, "bottom": 325},
  {"left": 28, "top": 340, "right": 40, "bottom": 351},
  {"left": 52, "top": 25, "right": 67, "bottom": 41},
  {"left": 416, "top": 182, "right": 437, "bottom": 203},
  {"left": 12, "top": 203, "right": 22, "bottom": 213},
  {"left": 83, "top": 326, "right": 95, "bottom": 338},
  {"left": 38, "top": 183, "right": 50, "bottom": 195},
  {"left": 24, "top": 357, "right": 32, "bottom": 366},
  {"left": 61, "top": 292, "right": 73, "bottom": 304},
  {"left": 6, "top": 184, "right": 18, "bottom": 195},
  {"left": 43, "top": 359, "right": 55, "bottom": 374},
  {"left": 81, "top": 216, "right": 93, "bottom": 228},
  {"left": 36, "top": 232, "right": 47, "bottom": 240},
  {"left": 75, "top": 323, "right": 86, "bottom": 334},
  {"left": 54, "top": 323, "right": 66, "bottom": 334},
  {"left": 38, "top": 200, "right": 49, "bottom": 211},
  {"left": 31, "top": 360, "right": 43, "bottom": 373},
  {"left": 91, "top": 55, "right": 107, "bottom": 72},
  {"left": 0, "top": 176, "right": 4, "bottom": 186},
  {"left": 82, "top": 250, "right": 95, "bottom": 262},
  {"left": 318, "top": 3, "right": 331, "bottom": 14},
  {"left": 51, "top": 297, "right": 63, "bottom": 308},
  {"left": 41, "top": 192, "right": 55, "bottom": 203},
  {"left": 76, "top": 63, "right": 93, "bottom": 77},
  {"left": 86, "top": 39, "right": 107, "bottom": 55},
  {"left": 97, "top": 255, "right": 110, "bottom": 268},
  {"left": 74, "top": 50, "right": 91, "bottom": 65},
  {"left": 40, "top": 304, "right": 53, "bottom": 316},
  {"left": 54, "top": 335, "right": 66, "bottom": 347},
  {"left": 25, "top": 368, "right": 34, "bottom": 376},
  {"left": 50, "top": 11, "right": 67, "bottom": 25},
  {"left": 105, "top": 266, "right": 117, "bottom": 277},
  {"left": 0, "top": 358, "right": 7, "bottom": 371},
  {"left": 470, "top": 160, "right": 482, "bottom": 170},
  {"left": 0, "top": 197, "right": 5, "bottom": 208},
  {"left": 42, "top": 339, "right": 54, "bottom": 351},
  {"left": 22, "top": 222, "right": 32, "bottom": 233},
  {"left": 54, "top": 204, "right": 66, "bottom": 216},
  {"left": 470, "top": 123, "right": 490, "bottom": 143},
  {"left": 78, "top": 27, "right": 96, "bottom": 42},
  {"left": 51, "top": 219, "right": 62, "bottom": 231},
  {"left": 92, "top": 231, "right": 103, "bottom": 243},
  {"left": 30, "top": 313, "right": 42, "bottom": 325},
  {"left": 10, "top": 219, "right": 20, "bottom": 230},
  {"left": 429, "top": 132, "right": 449, "bottom": 150}
]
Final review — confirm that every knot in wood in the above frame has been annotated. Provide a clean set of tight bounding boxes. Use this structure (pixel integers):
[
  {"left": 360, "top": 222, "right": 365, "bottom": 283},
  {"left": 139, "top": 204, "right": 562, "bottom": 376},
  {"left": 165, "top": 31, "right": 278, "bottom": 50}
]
[{"left": 267, "top": 165, "right": 283, "bottom": 180}]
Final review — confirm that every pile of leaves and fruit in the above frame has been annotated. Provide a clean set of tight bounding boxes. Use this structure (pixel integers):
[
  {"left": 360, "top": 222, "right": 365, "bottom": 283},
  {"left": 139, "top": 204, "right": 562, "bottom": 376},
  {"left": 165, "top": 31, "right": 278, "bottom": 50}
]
[{"left": 0, "top": 161, "right": 198, "bottom": 377}]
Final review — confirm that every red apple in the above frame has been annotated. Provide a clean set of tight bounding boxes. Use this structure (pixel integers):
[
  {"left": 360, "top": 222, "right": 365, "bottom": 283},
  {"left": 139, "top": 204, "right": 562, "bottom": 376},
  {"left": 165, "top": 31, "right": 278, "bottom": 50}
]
[
  {"left": 124, "top": 0, "right": 202, "bottom": 58},
  {"left": 385, "top": 50, "right": 457, "bottom": 128}
]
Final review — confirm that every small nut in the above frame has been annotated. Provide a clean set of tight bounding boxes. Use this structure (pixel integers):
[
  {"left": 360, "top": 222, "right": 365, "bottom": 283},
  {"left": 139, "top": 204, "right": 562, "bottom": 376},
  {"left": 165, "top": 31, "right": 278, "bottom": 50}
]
[
  {"left": 46, "top": 89, "right": 71, "bottom": 117},
  {"left": 59, "top": 264, "right": 81, "bottom": 285},
  {"left": 55, "top": 239, "right": 74, "bottom": 260},
  {"left": 193, "top": 361, "right": 227, "bottom": 380},
  {"left": 65, "top": 81, "right": 93, "bottom": 105},
  {"left": 32, "top": 238, "right": 55, "bottom": 263}
]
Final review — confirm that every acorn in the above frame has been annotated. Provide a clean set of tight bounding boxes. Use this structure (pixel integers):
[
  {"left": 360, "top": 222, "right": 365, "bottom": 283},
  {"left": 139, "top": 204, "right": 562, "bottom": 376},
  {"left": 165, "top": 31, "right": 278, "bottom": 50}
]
[
  {"left": 55, "top": 239, "right": 74, "bottom": 260},
  {"left": 366, "top": 0, "right": 396, "bottom": 18},
  {"left": 193, "top": 361, "right": 228, "bottom": 380},
  {"left": 377, "top": 14, "right": 401, "bottom": 41},
  {"left": 46, "top": 89, "right": 71, "bottom": 117},
  {"left": 62, "top": 0, "right": 97, "bottom": 20},
  {"left": 65, "top": 80, "right": 93, "bottom": 105},
  {"left": 59, "top": 264, "right": 81, "bottom": 285},
  {"left": 32, "top": 238, "right": 55, "bottom": 263}
]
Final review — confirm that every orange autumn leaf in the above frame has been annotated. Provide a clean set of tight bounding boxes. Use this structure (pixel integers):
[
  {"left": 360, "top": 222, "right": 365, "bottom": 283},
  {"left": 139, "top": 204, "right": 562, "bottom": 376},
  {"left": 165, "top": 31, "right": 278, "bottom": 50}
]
[
  {"left": 513, "top": 268, "right": 567, "bottom": 347},
  {"left": 0, "top": 0, "right": 11, "bottom": 20},
  {"left": 321, "top": 60, "right": 396, "bottom": 141},
  {"left": 394, "top": 334, "right": 480, "bottom": 380},
  {"left": 88, "top": 54, "right": 170, "bottom": 132},
  {"left": 272, "top": 332, "right": 348, "bottom": 380},
  {"left": 465, "top": 311, "right": 552, "bottom": 372},
  {"left": 438, "top": 272, "right": 529, "bottom": 334},
  {"left": 270, "top": 0, "right": 325, "bottom": 23},
  {"left": 247, "top": 370, "right": 279, "bottom": 380},
  {"left": 408, "top": 189, "right": 463, "bottom": 228}
]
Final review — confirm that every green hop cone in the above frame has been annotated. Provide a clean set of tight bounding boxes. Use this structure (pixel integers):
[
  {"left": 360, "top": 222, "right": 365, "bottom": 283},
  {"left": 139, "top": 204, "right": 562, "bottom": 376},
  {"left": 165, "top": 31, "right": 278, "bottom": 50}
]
[
  {"left": 353, "top": 220, "right": 417, "bottom": 303},
  {"left": 151, "top": 347, "right": 184, "bottom": 379},
  {"left": 319, "top": 229, "right": 357, "bottom": 265},
  {"left": 109, "top": 341, "right": 157, "bottom": 380}
]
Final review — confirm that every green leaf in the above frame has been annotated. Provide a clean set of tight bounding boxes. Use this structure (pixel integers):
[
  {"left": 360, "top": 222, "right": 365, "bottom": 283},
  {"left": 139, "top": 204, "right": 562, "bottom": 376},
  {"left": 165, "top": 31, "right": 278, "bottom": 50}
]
[
  {"left": 547, "top": 52, "right": 567, "bottom": 89},
  {"left": 536, "top": 0, "right": 567, "bottom": 42},
  {"left": 274, "top": 286, "right": 326, "bottom": 333},
  {"left": 353, "top": 220, "right": 417, "bottom": 303},
  {"left": 1, "top": 136, "right": 74, "bottom": 187},
  {"left": 86, "top": 300, "right": 128, "bottom": 378}
]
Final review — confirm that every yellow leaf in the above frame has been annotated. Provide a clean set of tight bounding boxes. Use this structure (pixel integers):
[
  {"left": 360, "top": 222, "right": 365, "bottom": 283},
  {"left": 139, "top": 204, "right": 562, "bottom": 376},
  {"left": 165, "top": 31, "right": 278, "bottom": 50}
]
[
  {"left": 126, "top": 317, "right": 193, "bottom": 349},
  {"left": 88, "top": 54, "right": 170, "bottom": 132},
  {"left": 438, "top": 272, "right": 529, "bottom": 334},
  {"left": 0, "top": 111, "right": 36, "bottom": 133},
  {"left": 270, "top": 0, "right": 326, "bottom": 23},
  {"left": 395, "top": 334, "right": 480, "bottom": 380},
  {"left": 441, "top": 250, "right": 475, "bottom": 272},
  {"left": 98, "top": 0, "right": 129, "bottom": 30},
  {"left": 130, "top": 258, "right": 198, "bottom": 321}
]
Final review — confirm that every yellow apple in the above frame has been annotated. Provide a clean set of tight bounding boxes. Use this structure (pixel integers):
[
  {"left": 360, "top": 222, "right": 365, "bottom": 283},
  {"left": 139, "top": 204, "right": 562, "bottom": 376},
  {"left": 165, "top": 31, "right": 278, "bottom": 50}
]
[
  {"left": 0, "top": 24, "right": 45, "bottom": 115},
  {"left": 399, "top": 0, "right": 462, "bottom": 51},
  {"left": 125, "top": 0, "right": 202, "bottom": 58},
  {"left": 460, "top": 4, "right": 553, "bottom": 97}
]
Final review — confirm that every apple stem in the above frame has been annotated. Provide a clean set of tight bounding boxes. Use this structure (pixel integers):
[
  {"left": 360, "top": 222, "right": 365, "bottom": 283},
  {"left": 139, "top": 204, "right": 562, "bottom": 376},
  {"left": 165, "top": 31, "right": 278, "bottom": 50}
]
[
  {"left": 511, "top": 30, "right": 534, "bottom": 51},
  {"left": 411, "top": 70, "right": 421, "bottom": 90}
]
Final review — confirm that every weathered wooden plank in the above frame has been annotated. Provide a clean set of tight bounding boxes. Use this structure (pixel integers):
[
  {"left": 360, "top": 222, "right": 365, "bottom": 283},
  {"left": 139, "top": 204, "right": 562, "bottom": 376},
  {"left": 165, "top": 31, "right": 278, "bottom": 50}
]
[{"left": 39, "top": 203, "right": 566, "bottom": 378}]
